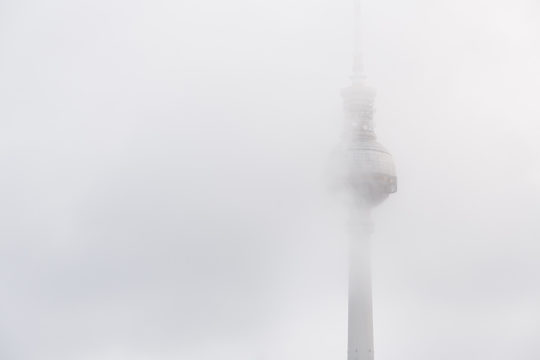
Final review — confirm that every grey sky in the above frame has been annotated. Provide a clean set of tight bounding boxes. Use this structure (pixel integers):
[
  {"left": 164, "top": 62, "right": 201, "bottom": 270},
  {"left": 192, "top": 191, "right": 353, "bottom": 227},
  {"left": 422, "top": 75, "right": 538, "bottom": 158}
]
[{"left": 1, "top": 0, "right": 540, "bottom": 359}]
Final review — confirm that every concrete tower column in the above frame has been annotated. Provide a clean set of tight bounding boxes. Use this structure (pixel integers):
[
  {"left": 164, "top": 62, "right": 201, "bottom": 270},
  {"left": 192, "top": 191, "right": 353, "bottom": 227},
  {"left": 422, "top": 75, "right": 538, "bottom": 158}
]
[{"left": 347, "top": 207, "right": 374, "bottom": 360}]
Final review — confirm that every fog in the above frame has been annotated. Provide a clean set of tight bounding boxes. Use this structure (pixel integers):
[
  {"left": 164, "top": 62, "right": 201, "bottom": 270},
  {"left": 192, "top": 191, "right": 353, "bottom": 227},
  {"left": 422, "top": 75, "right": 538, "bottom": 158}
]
[{"left": 1, "top": 0, "right": 540, "bottom": 359}]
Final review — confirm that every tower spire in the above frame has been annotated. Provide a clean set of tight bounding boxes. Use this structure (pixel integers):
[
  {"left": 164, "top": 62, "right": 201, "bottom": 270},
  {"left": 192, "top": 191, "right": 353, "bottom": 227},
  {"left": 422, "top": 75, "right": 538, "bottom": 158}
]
[
  {"left": 343, "top": 0, "right": 375, "bottom": 141},
  {"left": 352, "top": 0, "right": 366, "bottom": 82}
]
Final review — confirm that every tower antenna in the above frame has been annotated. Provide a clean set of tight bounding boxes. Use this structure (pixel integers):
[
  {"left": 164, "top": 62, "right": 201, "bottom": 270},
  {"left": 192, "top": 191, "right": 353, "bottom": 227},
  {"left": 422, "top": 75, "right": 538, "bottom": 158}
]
[{"left": 352, "top": 0, "right": 366, "bottom": 81}]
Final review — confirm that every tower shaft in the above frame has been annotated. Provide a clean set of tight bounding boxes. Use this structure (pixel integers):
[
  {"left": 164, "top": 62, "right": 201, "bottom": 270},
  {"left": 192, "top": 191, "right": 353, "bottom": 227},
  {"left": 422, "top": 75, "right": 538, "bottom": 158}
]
[{"left": 347, "top": 208, "right": 374, "bottom": 360}]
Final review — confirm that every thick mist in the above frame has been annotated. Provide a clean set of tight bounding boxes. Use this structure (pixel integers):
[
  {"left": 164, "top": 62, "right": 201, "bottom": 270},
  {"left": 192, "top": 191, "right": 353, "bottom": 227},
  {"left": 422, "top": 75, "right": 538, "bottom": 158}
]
[{"left": 1, "top": 0, "right": 540, "bottom": 359}]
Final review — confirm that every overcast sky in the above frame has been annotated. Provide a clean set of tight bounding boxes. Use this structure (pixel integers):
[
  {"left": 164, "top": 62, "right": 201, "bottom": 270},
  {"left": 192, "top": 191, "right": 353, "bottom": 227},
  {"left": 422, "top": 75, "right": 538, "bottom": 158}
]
[{"left": 1, "top": 0, "right": 540, "bottom": 359}]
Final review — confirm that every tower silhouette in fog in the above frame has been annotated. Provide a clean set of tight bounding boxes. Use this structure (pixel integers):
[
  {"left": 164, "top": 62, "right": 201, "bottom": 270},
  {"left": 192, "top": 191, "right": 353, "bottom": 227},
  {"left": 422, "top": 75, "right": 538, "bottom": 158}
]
[{"left": 339, "top": 0, "right": 397, "bottom": 359}]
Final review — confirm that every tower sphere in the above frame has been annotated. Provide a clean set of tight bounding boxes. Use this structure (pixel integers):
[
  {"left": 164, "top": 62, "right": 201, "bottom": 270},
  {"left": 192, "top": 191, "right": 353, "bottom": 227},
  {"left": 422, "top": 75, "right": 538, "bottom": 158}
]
[
  {"left": 347, "top": 134, "right": 397, "bottom": 207},
  {"left": 340, "top": 80, "right": 397, "bottom": 208}
]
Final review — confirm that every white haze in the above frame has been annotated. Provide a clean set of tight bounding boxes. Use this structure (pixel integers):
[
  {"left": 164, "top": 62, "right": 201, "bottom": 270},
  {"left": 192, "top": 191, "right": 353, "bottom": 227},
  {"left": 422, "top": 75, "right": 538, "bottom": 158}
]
[{"left": 1, "top": 0, "right": 540, "bottom": 359}]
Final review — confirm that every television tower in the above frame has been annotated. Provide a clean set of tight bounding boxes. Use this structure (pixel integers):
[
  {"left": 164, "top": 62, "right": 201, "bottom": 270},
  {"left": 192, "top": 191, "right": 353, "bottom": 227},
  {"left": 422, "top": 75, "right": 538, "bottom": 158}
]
[{"left": 341, "top": 0, "right": 397, "bottom": 359}]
